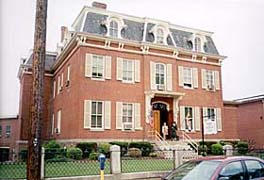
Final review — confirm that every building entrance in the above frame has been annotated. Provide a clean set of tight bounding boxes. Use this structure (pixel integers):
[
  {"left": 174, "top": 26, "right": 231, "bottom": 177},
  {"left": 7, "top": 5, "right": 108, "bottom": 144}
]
[{"left": 152, "top": 102, "right": 169, "bottom": 139}]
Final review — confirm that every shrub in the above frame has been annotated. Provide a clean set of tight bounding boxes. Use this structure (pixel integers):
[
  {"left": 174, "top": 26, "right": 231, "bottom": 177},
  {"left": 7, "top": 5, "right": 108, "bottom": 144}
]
[
  {"left": 98, "top": 143, "right": 111, "bottom": 158},
  {"left": 46, "top": 157, "right": 73, "bottom": 162},
  {"left": 43, "top": 140, "right": 61, "bottom": 149},
  {"left": 45, "top": 148, "right": 66, "bottom": 160},
  {"left": 199, "top": 141, "right": 217, "bottom": 154},
  {"left": 89, "top": 152, "right": 100, "bottom": 160},
  {"left": 128, "top": 148, "right": 142, "bottom": 157},
  {"left": 236, "top": 141, "right": 248, "bottom": 155},
  {"left": 211, "top": 143, "right": 223, "bottom": 155},
  {"left": 149, "top": 152, "right": 158, "bottom": 157},
  {"left": 198, "top": 145, "right": 208, "bottom": 156},
  {"left": 66, "top": 148, "right": 83, "bottom": 160},
  {"left": 19, "top": 149, "right": 28, "bottom": 161},
  {"left": 109, "top": 141, "right": 129, "bottom": 156},
  {"left": 129, "top": 142, "right": 153, "bottom": 156},
  {"left": 76, "top": 142, "right": 97, "bottom": 158}
]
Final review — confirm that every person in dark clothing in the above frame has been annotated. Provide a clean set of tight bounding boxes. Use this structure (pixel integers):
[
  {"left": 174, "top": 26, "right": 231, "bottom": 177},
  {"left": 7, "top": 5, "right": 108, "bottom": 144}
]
[{"left": 171, "top": 122, "right": 178, "bottom": 141}]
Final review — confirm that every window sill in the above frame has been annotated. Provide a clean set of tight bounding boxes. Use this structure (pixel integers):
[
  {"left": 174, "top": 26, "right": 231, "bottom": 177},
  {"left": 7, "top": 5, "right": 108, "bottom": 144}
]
[
  {"left": 122, "top": 129, "right": 135, "bottom": 132},
  {"left": 91, "top": 78, "right": 105, "bottom": 81},
  {"left": 122, "top": 80, "right": 134, "bottom": 84},
  {"left": 90, "top": 128, "right": 104, "bottom": 132},
  {"left": 183, "top": 86, "right": 193, "bottom": 90}
]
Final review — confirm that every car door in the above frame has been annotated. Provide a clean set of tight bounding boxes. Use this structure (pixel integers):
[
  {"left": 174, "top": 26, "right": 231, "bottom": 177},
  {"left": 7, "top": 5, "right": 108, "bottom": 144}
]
[
  {"left": 243, "top": 160, "right": 264, "bottom": 179},
  {"left": 217, "top": 161, "right": 246, "bottom": 180}
]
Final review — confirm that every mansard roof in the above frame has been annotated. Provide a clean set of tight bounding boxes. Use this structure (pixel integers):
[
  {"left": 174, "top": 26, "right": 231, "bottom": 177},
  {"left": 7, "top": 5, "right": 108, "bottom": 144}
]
[
  {"left": 72, "top": 6, "right": 219, "bottom": 55},
  {"left": 25, "top": 52, "right": 57, "bottom": 71}
]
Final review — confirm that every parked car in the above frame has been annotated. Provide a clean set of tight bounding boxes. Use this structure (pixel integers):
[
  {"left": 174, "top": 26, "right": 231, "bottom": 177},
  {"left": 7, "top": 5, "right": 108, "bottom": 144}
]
[{"left": 162, "top": 156, "right": 264, "bottom": 180}]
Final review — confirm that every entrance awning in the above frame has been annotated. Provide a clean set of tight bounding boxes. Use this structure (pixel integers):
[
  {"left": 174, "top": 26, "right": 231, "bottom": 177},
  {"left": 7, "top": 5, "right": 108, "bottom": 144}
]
[{"left": 145, "top": 91, "right": 185, "bottom": 99}]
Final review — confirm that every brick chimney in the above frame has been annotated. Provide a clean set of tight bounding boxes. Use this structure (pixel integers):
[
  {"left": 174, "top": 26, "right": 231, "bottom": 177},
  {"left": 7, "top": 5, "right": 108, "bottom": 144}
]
[
  {"left": 92, "top": 1, "right": 107, "bottom": 9},
  {"left": 61, "top": 26, "right": 68, "bottom": 42}
]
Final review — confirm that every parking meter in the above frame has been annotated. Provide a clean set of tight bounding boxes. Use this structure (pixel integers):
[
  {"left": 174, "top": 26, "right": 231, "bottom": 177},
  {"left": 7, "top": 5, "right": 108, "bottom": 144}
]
[{"left": 98, "top": 153, "right": 106, "bottom": 170}]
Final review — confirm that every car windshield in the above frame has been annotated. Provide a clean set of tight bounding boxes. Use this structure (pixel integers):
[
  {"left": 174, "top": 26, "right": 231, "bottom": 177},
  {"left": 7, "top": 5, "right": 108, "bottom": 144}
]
[{"left": 164, "top": 160, "right": 221, "bottom": 180}]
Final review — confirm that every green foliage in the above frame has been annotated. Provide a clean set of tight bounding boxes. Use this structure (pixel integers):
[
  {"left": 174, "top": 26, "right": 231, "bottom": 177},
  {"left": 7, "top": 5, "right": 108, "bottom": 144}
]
[
  {"left": 76, "top": 142, "right": 97, "bottom": 158},
  {"left": 43, "top": 140, "right": 61, "bottom": 149},
  {"left": 46, "top": 157, "right": 73, "bottom": 162},
  {"left": 211, "top": 143, "right": 223, "bottom": 155},
  {"left": 89, "top": 152, "right": 100, "bottom": 160},
  {"left": 19, "top": 149, "right": 28, "bottom": 162},
  {"left": 98, "top": 143, "right": 111, "bottom": 158},
  {"left": 128, "top": 148, "right": 142, "bottom": 157},
  {"left": 236, "top": 141, "right": 249, "bottom": 155},
  {"left": 149, "top": 152, "right": 158, "bottom": 157},
  {"left": 198, "top": 145, "right": 208, "bottom": 156},
  {"left": 45, "top": 148, "right": 66, "bottom": 160},
  {"left": 129, "top": 142, "right": 153, "bottom": 156},
  {"left": 66, "top": 148, "right": 83, "bottom": 160}
]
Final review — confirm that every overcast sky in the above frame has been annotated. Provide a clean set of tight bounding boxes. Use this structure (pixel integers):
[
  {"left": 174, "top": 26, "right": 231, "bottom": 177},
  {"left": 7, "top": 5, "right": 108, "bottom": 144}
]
[{"left": 0, "top": 0, "right": 264, "bottom": 117}]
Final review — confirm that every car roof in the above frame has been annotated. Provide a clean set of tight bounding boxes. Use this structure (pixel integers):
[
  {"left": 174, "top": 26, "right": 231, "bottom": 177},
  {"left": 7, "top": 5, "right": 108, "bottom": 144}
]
[{"left": 195, "top": 156, "right": 264, "bottom": 163}]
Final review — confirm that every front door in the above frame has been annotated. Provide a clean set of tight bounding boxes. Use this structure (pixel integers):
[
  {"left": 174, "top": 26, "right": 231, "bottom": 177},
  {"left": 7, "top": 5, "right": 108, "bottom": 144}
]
[{"left": 153, "top": 110, "right": 160, "bottom": 133}]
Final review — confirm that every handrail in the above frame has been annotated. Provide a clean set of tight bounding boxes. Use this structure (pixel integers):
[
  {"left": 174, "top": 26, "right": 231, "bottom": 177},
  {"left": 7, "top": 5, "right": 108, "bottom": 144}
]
[
  {"left": 149, "top": 130, "right": 170, "bottom": 149},
  {"left": 181, "top": 131, "right": 198, "bottom": 152}
]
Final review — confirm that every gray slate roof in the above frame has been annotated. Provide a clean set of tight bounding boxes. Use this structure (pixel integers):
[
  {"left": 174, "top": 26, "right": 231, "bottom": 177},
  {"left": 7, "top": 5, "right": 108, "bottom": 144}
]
[
  {"left": 26, "top": 53, "right": 57, "bottom": 71},
  {"left": 81, "top": 12, "right": 219, "bottom": 55}
]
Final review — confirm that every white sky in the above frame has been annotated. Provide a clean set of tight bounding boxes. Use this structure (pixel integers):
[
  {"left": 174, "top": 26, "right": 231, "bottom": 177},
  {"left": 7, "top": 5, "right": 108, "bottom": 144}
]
[{"left": 0, "top": 0, "right": 264, "bottom": 116}]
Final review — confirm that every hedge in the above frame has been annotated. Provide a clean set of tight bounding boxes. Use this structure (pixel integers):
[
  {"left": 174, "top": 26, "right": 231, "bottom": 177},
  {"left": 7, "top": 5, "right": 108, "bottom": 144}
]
[{"left": 76, "top": 142, "right": 97, "bottom": 158}]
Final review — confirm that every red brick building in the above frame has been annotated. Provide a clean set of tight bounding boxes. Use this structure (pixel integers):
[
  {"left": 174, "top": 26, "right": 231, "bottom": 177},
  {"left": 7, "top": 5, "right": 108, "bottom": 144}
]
[
  {"left": 6, "top": 2, "right": 259, "bottom": 156},
  {"left": 225, "top": 95, "right": 264, "bottom": 148}
]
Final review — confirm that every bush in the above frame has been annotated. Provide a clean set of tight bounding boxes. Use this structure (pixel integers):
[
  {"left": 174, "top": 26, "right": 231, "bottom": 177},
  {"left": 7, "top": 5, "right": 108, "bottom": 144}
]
[
  {"left": 19, "top": 149, "right": 28, "bottom": 161},
  {"left": 43, "top": 140, "right": 61, "bottom": 149},
  {"left": 129, "top": 142, "right": 153, "bottom": 156},
  {"left": 66, "top": 148, "right": 83, "bottom": 160},
  {"left": 76, "top": 142, "right": 97, "bottom": 158},
  {"left": 149, "top": 152, "right": 158, "bottom": 157},
  {"left": 109, "top": 141, "right": 129, "bottom": 156},
  {"left": 198, "top": 145, "right": 208, "bottom": 156},
  {"left": 89, "top": 152, "right": 100, "bottom": 160},
  {"left": 45, "top": 148, "right": 66, "bottom": 160},
  {"left": 236, "top": 141, "right": 249, "bottom": 155},
  {"left": 46, "top": 157, "right": 73, "bottom": 162},
  {"left": 128, "top": 148, "right": 142, "bottom": 157},
  {"left": 211, "top": 143, "right": 223, "bottom": 155},
  {"left": 98, "top": 143, "right": 111, "bottom": 158}
]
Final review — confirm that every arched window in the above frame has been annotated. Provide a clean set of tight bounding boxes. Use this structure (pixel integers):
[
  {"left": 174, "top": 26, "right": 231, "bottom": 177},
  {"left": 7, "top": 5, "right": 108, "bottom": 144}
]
[
  {"left": 109, "top": 20, "right": 118, "bottom": 38},
  {"left": 156, "top": 28, "right": 164, "bottom": 44},
  {"left": 194, "top": 37, "right": 201, "bottom": 51}
]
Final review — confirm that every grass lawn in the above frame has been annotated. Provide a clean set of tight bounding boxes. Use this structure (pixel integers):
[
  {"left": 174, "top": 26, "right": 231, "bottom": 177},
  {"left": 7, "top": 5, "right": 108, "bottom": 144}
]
[{"left": 0, "top": 158, "right": 172, "bottom": 179}]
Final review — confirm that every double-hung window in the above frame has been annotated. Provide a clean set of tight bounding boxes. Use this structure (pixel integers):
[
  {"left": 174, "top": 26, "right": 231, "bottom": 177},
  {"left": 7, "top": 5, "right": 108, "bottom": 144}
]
[
  {"left": 183, "top": 67, "right": 192, "bottom": 88},
  {"left": 92, "top": 55, "right": 104, "bottom": 79},
  {"left": 207, "top": 108, "right": 215, "bottom": 121},
  {"left": 6, "top": 125, "right": 11, "bottom": 137},
  {"left": 155, "top": 64, "right": 165, "bottom": 90},
  {"left": 156, "top": 28, "right": 164, "bottom": 44},
  {"left": 206, "top": 70, "right": 214, "bottom": 89},
  {"left": 184, "top": 107, "right": 194, "bottom": 131},
  {"left": 194, "top": 37, "right": 201, "bottom": 51},
  {"left": 122, "top": 103, "right": 133, "bottom": 130},
  {"left": 123, "top": 59, "right": 133, "bottom": 82},
  {"left": 91, "top": 101, "right": 103, "bottom": 129},
  {"left": 109, "top": 20, "right": 118, "bottom": 38}
]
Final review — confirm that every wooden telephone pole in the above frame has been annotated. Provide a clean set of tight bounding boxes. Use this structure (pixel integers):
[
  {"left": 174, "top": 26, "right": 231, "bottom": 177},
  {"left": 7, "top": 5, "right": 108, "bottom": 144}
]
[{"left": 27, "top": 0, "right": 48, "bottom": 179}]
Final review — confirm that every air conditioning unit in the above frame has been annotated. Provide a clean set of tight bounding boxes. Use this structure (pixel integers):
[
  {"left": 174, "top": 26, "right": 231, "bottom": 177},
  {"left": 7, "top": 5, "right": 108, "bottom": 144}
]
[
  {"left": 157, "top": 85, "right": 165, "bottom": 91},
  {"left": 59, "top": 86, "right": 63, "bottom": 91},
  {"left": 123, "top": 123, "right": 133, "bottom": 130},
  {"left": 207, "top": 84, "right": 214, "bottom": 91}
]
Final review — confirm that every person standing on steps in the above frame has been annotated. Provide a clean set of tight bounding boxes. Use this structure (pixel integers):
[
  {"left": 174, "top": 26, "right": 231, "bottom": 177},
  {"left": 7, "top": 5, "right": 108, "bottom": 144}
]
[
  {"left": 162, "top": 122, "right": 168, "bottom": 140},
  {"left": 171, "top": 122, "right": 178, "bottom": 141}
]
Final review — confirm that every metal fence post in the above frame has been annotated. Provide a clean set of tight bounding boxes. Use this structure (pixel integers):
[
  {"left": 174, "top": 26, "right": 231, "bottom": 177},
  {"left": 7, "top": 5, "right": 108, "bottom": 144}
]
[
  {"left": 173, "top": 149, "right": 176, "bottom": 170},
  {"left": 41, "top": 147, "right": 45, "bottom": 179}
]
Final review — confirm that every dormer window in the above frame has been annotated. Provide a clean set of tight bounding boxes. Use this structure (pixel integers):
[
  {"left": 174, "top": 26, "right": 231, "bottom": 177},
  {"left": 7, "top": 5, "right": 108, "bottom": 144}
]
[
  {"left": 109, "top": 20, "right": 118, "bottom": 38},
  {"left": 156, "top": 28, "right": 164, "bottom": 44},
  {"left": 194, "top": 37, "right": 201, "bottom": 51}
]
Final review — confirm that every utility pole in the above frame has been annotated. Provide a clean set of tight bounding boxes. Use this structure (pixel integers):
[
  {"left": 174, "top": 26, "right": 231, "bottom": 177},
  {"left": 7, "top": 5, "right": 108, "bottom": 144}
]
[{"left": 27, "top": 0, "right": 48, "bottom": 179}]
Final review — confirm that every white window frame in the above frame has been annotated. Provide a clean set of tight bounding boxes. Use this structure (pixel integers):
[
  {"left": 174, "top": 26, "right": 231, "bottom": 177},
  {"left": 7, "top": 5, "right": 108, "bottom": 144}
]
[
  {"left": 53, "top": 80, "right": 56, "bottom": 98},
  {"left": 207, "top": 108, "right": 216, "bottom": 121},
  {"left": 184, "top": 107, "right": 194, "bottom": 132},
  {"left": 66, "top": 65, "right": 70, "bottom": 86},
  {"left": 183, "top": 67, "right": 193, "bottom": 88},
  {"left": 109, "top": 20, "right": 118, "bottom": 38},
  {"left": 122, "top": 59, "right": 133, "bottom": 83},
  {"left": 92, "top": 55, "right": 104, "bottom": 79},
  {"left": 51, "top": 113, "right": 55, "bottom": 135},
  {"left": 56, "top": 110, "right": 61, "bottom": 134},
  {"left": 91, "top": 101, "right": 104, "bottom": 130},
  {"left": 122, "top": 103, "right": 134, "bottom": 131},
  {"left": 156, "top": 28, "right": 164, "bottom": 44},
  {"left": 155, "top": 63, "right": 166, "bottom": 90},
  {"left": 194, "top": 37, "right": 202, "bottom": 52},
  {"left": 6, "top": 125, "right": 11, "bottom": 137},
  {"left": 206, "top": 70, "right": 215, "bottom": 90}
]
